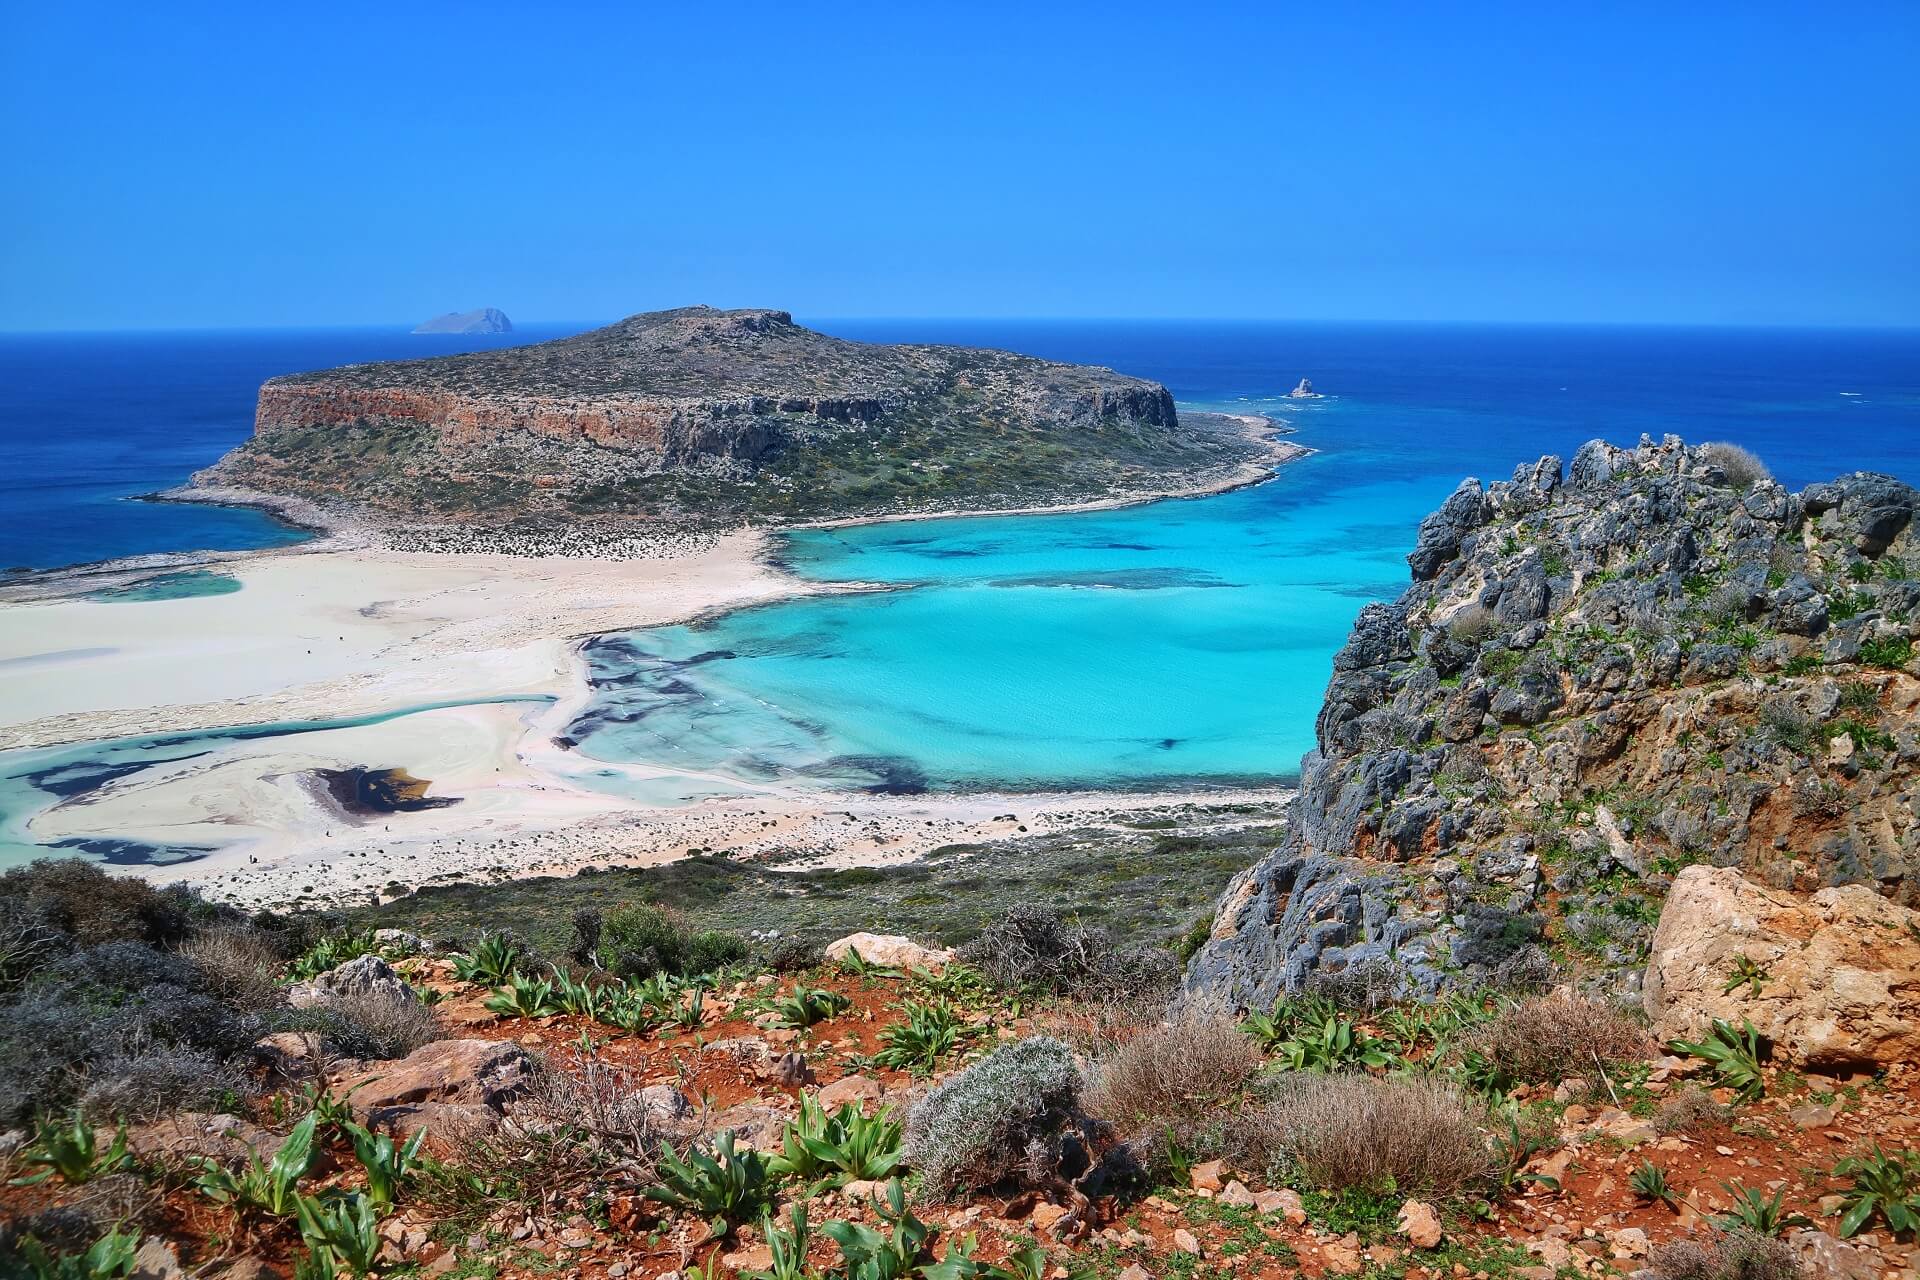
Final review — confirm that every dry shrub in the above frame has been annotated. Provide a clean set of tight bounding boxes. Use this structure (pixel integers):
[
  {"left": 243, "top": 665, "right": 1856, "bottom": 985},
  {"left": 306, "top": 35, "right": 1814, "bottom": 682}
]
[
  {"left": 1649, "top": 1230, "right": 1800, "bottom": 1280},
  {"left": 1240, "top": 1073, "right": 1493, "bottom": 1197},
  {"left": 1471, "top": 991, "right": 1651, "bottom": 1085},
  {"left": 961, "top": 906, "right": 1177, "bottom": 1002},
  {"left": 1654, "top": 1086, "right": 1732, "bottom": 1137},
  {"left": 320, "top": 989, "right": 443, "bottom": 1061},
  {"left": 1083, "top": 1015, "right": 1261, "bottom": 1151},
  {"left": 1034, "top": 989, "right": 1169, "bottom": 1059},
  {"left": 417, "top": 1048, "right": 663, "bottom": 1220},
  {"left": 180, "top": 928, "right": 286, "bottom": 1012},
  {"left": 81, "top": 1042, "right": 246, "bottom": 1120},
  {"left": 1698, "top": 442, "right": 1773, "bottom": 494}
]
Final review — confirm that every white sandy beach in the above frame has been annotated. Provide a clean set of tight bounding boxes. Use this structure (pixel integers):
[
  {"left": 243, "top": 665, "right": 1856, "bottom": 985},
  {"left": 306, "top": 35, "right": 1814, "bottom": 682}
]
[{"left": 0, "top": 425, "right": 1299, "bottom": 908}]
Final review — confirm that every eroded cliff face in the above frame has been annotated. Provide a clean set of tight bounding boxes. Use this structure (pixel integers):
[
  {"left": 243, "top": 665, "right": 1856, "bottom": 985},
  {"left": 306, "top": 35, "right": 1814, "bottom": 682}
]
[
  {"left": 197, "top": 307, "right": 1211, "bottom": 524},
  {"left": 1186, "top": 436, "right": 1920, "bottom": 1011}
]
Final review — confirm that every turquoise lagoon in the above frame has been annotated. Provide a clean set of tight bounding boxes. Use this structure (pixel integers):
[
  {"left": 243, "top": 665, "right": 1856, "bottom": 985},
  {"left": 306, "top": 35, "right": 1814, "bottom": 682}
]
[{"left": 3, "top": 321, "right": 1917, "bottom": 862}]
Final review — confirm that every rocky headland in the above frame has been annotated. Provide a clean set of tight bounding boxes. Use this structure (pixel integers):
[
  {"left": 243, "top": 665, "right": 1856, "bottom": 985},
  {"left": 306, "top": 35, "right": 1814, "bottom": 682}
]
[
  {"left": 195, "top": 306, "right": 1287, "bottom": 533},
  {"left": 1188, "top": 435, "right": 1920, "bottom": 1016}
]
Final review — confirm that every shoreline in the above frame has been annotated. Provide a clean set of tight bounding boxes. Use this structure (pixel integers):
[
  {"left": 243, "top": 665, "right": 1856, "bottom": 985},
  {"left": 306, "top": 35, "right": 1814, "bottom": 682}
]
[{"left": 0, "top": 413, "right": 1307, "bottom": 904}]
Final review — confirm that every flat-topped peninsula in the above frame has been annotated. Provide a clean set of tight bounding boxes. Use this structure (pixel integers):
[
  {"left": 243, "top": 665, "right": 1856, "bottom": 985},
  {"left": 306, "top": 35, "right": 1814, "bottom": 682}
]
[{"left": 192, "top": 306, "right": 1294, "bottom": 531}]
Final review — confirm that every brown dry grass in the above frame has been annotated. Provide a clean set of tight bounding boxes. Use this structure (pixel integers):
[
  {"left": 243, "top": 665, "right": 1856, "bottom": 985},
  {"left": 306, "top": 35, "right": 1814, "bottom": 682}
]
[
  {"left": 1471, "top": 991, "right": 1652, "bottom": 1085},
  {"left": 179, "top": 928, "right": 286, "bottom": 1012},
  {"left": 1083, "top": 1014, "right": 1262, "bottom": 1140},
  {"left": 1240, "top": 1073, "right": 1493, "bottom": 1197},
  {"left": 1653, "top": 1086, "right": 1732, "bottom": 1136}
]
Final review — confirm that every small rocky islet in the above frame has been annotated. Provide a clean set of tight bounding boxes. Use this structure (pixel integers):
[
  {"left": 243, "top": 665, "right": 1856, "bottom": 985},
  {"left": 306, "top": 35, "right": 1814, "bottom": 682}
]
[{"left": 6, "top": 433, "right": 1920, "bottom": 1280}]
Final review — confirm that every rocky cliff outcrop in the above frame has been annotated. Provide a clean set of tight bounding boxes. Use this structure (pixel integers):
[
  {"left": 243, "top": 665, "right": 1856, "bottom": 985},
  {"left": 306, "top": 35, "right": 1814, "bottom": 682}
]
[
  {"left": 1186, "top": 436, "right": 1920, "bottom": 1011},
  {"left": 198, "top": 306, "right": 1248, "bottom": 525}
]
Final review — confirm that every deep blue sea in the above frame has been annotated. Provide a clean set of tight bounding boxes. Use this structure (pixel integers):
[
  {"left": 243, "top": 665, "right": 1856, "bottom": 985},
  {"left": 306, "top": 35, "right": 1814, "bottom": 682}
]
[
  {"left": 0, "top": 327, "right": 577, "bottom": 572},
  {"left": 1, "top": 322, "right": 1917, "bottom": 862}
]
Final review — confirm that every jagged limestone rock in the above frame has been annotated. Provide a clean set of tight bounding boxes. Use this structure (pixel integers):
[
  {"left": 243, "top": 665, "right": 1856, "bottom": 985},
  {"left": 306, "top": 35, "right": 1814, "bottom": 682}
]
[{"left": 1187, "top": 435, "right": 1920, "bottom": 1010}]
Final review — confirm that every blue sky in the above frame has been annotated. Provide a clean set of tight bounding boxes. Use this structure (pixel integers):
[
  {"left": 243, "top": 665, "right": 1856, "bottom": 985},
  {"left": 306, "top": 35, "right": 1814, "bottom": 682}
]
[{"left": 3, "top": 2, "right": 1916, "bottom": 330}]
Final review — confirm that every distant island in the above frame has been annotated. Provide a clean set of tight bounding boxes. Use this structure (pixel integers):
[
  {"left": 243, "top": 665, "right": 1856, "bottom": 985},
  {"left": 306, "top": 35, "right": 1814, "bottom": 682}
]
[
  {"left": 411, "top": 307, "right": 512, "bottom": 335},
  {"left": 194, "top": 305, "right": 1299, "bottom": 532}
]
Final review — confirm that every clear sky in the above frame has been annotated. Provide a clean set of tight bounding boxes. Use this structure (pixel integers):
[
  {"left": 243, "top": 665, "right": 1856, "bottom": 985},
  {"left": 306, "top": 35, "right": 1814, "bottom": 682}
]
[{"left": 3, "top": 2, "right": 1916, "bottom": 330}]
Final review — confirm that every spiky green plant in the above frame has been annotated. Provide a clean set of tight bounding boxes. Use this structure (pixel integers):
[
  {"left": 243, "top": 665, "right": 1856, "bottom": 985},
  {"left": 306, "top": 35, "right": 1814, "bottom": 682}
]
[
  {"left": 15, "top": 1227, "right": 140, "bottom": 1280},
  {"left": 192, "top": 1113, "right": 317, "bottom": 1219},
  {"left": 483, "top": 972, "right": 558, "bottom": 1018},
  {"left": 10, "top": 1110, "right": 134, "bottom": 1186},
  {"left": 342, "top": 1121, "right": 426, "bottom": 1210},
  {"left": 1669, "top": 1018, "right": 1767, "bottom": 1102},
  {"left": 1630, "top": 1159, "right": 1681, "bottom": 1210},
  {"left": 644, "top": 1130, "right": 777, "bottom": 1237},
  {"left": 874, "top": 999, "right": 969, "bottom": 1075},
  {"left": 768, "top": 1092, "right": 903, "bottom": 1191},
  {"left": 771, "top": 985, "right": 851, "bottom": 1030},
  {"left": 450, "top": 931, "right": 525, "bottom": 986},
  {"left": 1833, "top": 1146, "right": 1920, "bottom": 1239},
  {"left": 1717, "top": 1181, "right": 1812, "bottom": 1237},
  {"left": 295, "top": 1191, "right": 382, "bottom": 1276}
]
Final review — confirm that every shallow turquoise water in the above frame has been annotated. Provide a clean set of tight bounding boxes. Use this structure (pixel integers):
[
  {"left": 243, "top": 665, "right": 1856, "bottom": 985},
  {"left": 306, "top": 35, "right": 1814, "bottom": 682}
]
[
  {"left": 2, "top": 322, "right": 1916, "bottom": 859},
  {"left": 567, "top": 453, "right": 1424, "bottom": 791},
  {"left": 562, "top": 320, "right": 1920, "bottom": 796},
  {"left": 84, "top": 569, "right": 241, "bottom": 602},
  {"left": 0, "top": 699, "right": 550, "bottom": 868}
]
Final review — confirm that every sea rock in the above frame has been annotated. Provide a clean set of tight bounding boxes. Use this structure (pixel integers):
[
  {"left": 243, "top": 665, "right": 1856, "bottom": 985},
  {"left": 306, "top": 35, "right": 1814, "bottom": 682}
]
[
  {"left": 1287, "top": 378, "right": 1322, "bottom": 399},
  {"left": 824, "top": 932, "right": 955, "bottom": 973},
  {"left": 287, "top": 954, "right": 417, "bottom": 1010},
  {"left": 1644, "top": 865, "right": 1920, "bottom": 1068},
  {"left": 1185, "top": 436, "right": 1920, "bottom": 1009}
]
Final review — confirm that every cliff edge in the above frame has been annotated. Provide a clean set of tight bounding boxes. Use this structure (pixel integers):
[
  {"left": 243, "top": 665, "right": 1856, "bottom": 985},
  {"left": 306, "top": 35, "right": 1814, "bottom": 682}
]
[
  {"left": 198, "top": 306, "right": 1267, "bottom": 526},
  {"left": 1186, "top": 435, "right": 1920, "bottom": 1010}
]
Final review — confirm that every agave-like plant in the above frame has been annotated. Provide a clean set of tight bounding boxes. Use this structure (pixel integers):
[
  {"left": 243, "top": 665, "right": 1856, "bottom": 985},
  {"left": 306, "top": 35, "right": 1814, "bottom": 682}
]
[
  {"left": 484, "top": 972, "right": 559, "bottom": 1019},
  {"left": 192, "top": 1113, "right": 317, "bottom": 1220},
  {"left": 643, "top": 1131, "right": 777, "bottom": 1238},
  {"left": 1669, "top": 1018, "right": 1767, "bottom": 1102},
  {"left": 450, "top": 931, "right": 525, "bottom": 986}
]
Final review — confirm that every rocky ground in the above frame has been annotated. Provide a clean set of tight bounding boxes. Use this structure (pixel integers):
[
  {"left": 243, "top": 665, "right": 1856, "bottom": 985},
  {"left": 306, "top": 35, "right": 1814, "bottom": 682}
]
[{"left": 5, "top": 922, "right": 1917, "bottom": 1280}]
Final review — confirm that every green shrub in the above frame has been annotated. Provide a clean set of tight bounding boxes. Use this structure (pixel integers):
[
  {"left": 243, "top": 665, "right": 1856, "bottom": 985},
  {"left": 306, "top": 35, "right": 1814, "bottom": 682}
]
[
  {"left": 902, "top": 1036, "right": 1086, "bottom": 1201},
  {"left": 601, "top": 903, "right": 748, "bottom": 981}
]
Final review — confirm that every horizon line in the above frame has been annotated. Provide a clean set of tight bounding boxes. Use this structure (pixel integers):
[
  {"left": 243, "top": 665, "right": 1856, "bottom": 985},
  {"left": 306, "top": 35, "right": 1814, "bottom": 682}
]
[{"left": 4, "top": 314, "right": 1920, "bottom": 338}]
